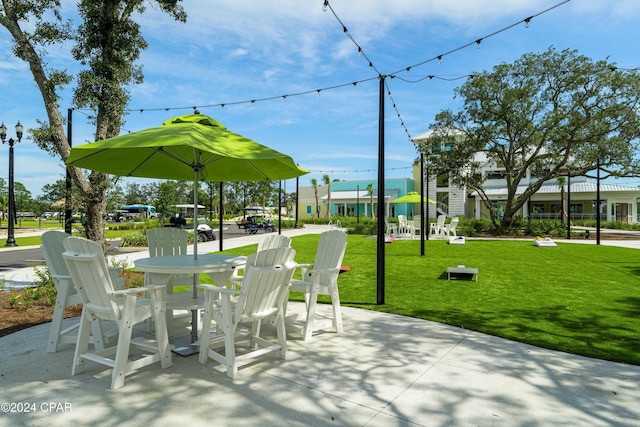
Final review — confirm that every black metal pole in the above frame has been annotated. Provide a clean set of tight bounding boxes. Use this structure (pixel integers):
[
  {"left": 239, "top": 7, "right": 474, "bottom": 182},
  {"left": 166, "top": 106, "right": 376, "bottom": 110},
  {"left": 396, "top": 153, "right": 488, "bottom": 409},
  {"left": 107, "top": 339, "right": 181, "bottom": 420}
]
[
  {"left": 376, "top": 75, "right": 386, "bottom": 305},
  {"left": 208, "top": 182, "right": 214, "bottom": 222},
  {"left": 5, "top": 139, "right": 17, "bottom": 246},
  {"left": 596, "top": 160, "right": 601, "bottom": 245},
  {"left": 420, "top": 152, "right": 425, "bottom": 256},
  {"left": 278, "top": 180, "right": 282, "bottom": 234},
  {"left": 295, "top": 175, "right": 300, "bottom": 228},
  {"left": 65, "top": 109, "right": 73, "bottom": 234},
  {"left": 426, "top": 162, "right": 430, "bottom": 241},
  {"left": 219, "top": 182, "right": 224, "bottom": 251},
  {"left": 356, "top": 185, "right": 360, "bottom": 223},
  {"left": 566, "top": 172, "right": 571, "bottom": 239}
]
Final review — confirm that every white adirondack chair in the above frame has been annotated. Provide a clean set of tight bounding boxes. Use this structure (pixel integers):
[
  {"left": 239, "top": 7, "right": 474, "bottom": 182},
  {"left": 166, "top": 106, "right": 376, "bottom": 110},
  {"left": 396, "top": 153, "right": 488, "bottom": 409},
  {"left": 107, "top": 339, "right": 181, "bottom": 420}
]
[
  {"left": 229, "top": 234, "right": 292, "bottom": 287},
  {"left": 146, "top": 227, "right": 193, "bottom": 335},
  {"left": 412, "top": 215, "right": 422, "bottom": 238},
  {"left": 443, "top": 217, "right": 460, "bottom": 237},
  {"left": 430, "top": 214, "right": 447, "bottom": 238},
  {"left": 198, "top": 247, "right": 296, "bottom": 379},
  {"left": 41, "top": 230, "right": 121, "bottom": 353},
  {"left": 62, "top": 236, "right": 172, "bottom": 390},
  {"left": 384, "top": 218, "right": 398, "bottom": 237},
  {"left": 288, "top": 229, "right": 348, "bottom": 341},
  {"left": 397, "top": 214, "right": 409, "bottom": 238}
]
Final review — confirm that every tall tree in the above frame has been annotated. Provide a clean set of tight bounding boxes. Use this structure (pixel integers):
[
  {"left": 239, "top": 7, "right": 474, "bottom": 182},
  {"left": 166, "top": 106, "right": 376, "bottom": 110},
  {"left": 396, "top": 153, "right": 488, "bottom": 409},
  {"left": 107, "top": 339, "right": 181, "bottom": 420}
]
[
  {"left": 0, "top": 1, "right": 186, "bottom": 246},
  {"left": 311, "top": 178, "right": 319, "bottom": 218},
  {"left": 322, "top": 174, "right": 331, "bottom": 219},
  {"left": 418, "top": 47, "right": 640, "bottom": 230}
]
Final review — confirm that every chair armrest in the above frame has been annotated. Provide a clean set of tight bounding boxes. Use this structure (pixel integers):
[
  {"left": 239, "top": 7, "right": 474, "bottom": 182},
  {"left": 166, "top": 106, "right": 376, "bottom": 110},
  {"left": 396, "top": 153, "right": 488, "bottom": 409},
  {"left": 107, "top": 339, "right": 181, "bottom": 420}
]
[
  {"left": 112, "top": 285, "right": 164, "bottom": 296},
  {"left": 307, "top": 267, "right": 341, "bottom": 276},
  {"left": 200, "top": 284, "right": 239, "bottom": 295}
]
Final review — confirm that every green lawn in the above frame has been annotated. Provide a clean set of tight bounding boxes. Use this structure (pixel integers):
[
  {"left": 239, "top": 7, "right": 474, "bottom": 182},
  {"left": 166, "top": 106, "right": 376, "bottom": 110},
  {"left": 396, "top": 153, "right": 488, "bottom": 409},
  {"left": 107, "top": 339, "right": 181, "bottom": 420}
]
[{"left": 222, "top": 235, "right": 640, "bottom": 366}]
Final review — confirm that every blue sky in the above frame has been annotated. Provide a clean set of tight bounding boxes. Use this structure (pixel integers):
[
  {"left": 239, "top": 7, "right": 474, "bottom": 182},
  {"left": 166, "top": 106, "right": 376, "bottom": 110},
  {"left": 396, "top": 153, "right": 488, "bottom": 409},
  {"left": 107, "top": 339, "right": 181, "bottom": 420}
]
[{"left": 1, "top": 0, "right": 639, "bottom": 197}]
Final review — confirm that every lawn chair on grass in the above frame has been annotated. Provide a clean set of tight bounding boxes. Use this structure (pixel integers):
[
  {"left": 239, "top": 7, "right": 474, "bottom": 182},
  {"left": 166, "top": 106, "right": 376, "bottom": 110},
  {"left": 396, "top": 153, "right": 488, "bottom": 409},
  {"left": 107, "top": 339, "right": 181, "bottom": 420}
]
[
  {"left": 430, "top": 215, "right": 447, "bottom": 239},
  {"left": 288, "top": 229, "right": 348, "bottom": 341},
  {"left": 443, "top": 217, "right": 459, "bottom": 238}
]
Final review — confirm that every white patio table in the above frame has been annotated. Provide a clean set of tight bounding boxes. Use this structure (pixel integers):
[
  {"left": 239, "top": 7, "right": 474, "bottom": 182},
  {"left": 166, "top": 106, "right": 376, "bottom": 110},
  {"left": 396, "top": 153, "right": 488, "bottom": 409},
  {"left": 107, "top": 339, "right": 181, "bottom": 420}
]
[{"left": 134, "top": 253, "right": 247, "bottom": 356}]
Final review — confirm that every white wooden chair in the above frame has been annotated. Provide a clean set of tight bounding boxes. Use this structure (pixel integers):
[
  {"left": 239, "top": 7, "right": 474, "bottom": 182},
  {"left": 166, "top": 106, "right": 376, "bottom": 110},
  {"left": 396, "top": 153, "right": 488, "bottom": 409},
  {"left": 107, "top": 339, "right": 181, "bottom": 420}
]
[
  {"left": 198, "top": 247, "right": 296, "bottom": 379},
  {"left": 41, "top": 230, "right": 121, "bottom": 353},
  {"left": 397, "top": 214, "right": 409, "bottom": 237},
  {"left": 430, "top": 214, "right": 447, "bottom": 238},
  {"left": 412, "top": 215, "right": 422, "bottom": 238},
  {"left": 229, "top": 234, "right": 291, "bottom": 287},
  {"left": 384, "top": 218, "right": 398, "bottom": 237},
  {"left": 443, "top": 217, "right": 460, "bottom": 237},
  {"left": 288, "top": 229, "right": 348, "bottom": 341},
  {"left": 147, "top": 227, "right": 193, "bottom": 335},
  {"left": 62, "top": 236, "right": 172, "bottom": 390}
]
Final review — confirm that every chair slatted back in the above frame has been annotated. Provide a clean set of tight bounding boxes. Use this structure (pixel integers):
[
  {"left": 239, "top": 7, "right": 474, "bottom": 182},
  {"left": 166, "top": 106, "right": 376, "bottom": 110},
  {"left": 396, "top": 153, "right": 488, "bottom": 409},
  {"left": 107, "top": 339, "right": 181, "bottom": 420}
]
[
  {"left": 413, "top": 215, "right": 422, "bottom": 232},
  {"left": 41, "top": 231, "right": 75, "bottom": 295},
  {"left": 147, "top": 228, "right": 188, "bottom": 257},
  {"left": 309, "top": 230, "right": 348, "bottom": 282},
  {"left": 62, "top": 237, "right": 120, "bottom": 321},
  {"left": 236, "top": 247, "right": 296, "bottom": 322},
  {"left": 257, "top": 234, "right": 291, "bottom": 252}
]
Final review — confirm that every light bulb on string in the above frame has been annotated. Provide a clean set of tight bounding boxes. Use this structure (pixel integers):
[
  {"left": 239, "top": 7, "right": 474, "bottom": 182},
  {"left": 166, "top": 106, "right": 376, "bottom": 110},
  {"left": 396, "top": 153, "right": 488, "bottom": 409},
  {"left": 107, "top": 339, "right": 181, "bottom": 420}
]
[
  {"left": 438, "top": 55, "right": 442, "bottom": 64},
  {"left": 476, "top": 39, "right": 482, "bottom": 49},
  {"left": 524, "top": 17, "right": 531, "bottom": 28},
  {"left": 322, "top": 0, "right": 328, "bottom": 12}
]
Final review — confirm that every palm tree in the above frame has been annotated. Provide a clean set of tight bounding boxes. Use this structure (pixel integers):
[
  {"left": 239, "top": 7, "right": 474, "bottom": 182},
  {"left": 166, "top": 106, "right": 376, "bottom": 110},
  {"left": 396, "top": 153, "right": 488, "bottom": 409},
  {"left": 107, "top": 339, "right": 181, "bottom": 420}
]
[
  {"left": 311, "top": 178, "right": 319, "bottom": 218},
  {"left": 367, "top": 183, "right": 375, "bottom": 219},
  {"left": 322, "top": 174, "right": 331, "bottom": 219}
]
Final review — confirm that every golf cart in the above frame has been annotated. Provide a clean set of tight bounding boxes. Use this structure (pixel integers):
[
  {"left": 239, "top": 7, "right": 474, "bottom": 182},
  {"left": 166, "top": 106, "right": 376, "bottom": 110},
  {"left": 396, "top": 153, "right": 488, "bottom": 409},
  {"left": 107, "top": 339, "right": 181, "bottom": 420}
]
[
  {"left": 237, "top": 207, "right": 275, "bottom": 234},
  {"left": 167, "top": 213, "right": 216, "bottom": 242}
]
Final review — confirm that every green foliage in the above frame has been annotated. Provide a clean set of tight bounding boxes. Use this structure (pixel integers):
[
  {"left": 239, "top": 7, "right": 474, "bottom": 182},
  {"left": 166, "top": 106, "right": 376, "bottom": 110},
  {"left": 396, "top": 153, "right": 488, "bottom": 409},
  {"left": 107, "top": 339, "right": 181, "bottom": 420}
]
[
  {"left": 119, "top": 230, "right": 148, "bottom": 247},
  {"left": 420, "top": 47, "right": 640, "bottom": 230},
  {"left": 9, "top": 266, "right": 57, "bottom": 311}
]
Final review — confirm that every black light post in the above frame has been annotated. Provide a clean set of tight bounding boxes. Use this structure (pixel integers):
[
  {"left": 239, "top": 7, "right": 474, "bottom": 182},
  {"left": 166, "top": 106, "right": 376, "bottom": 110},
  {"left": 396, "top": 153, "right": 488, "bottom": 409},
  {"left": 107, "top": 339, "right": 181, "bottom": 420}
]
[{"left": 1, "top": 121, "right": 23, "bottom": 247}]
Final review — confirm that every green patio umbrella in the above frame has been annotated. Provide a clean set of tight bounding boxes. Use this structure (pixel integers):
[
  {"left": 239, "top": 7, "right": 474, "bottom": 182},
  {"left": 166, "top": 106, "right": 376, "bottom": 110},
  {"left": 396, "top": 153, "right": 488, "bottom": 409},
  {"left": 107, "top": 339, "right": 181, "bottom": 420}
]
[
  {"left": 66, "top": 113, "right": 308, "bottom": 254},
  {"left": 390, "top": 191, "right": 435, "bottom": 216}
]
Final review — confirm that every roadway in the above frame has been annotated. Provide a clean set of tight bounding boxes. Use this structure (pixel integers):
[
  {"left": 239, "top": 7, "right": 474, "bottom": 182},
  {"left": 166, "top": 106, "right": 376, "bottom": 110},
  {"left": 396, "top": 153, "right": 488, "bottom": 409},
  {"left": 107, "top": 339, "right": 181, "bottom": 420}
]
[{"left": 0, "top": 222, "right": 269, "bottom": 270}]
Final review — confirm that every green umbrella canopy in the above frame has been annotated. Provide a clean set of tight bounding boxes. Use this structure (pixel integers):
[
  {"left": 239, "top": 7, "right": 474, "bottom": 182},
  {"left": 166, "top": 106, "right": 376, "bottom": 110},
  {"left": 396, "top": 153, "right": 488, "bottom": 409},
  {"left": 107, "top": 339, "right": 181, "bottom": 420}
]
[
  {"left": 65, "top": 114, "right": 309, "bottom": 182},
  {"left": 390, "top": 192, "right": 436, "bottom": 204}
]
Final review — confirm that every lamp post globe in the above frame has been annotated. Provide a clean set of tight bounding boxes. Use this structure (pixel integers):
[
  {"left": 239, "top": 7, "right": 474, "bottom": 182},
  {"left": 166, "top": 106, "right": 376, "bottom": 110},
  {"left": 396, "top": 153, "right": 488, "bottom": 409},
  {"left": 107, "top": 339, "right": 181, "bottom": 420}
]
[{"left": 1, "top": 121, "right": 23, "bottom": 247}]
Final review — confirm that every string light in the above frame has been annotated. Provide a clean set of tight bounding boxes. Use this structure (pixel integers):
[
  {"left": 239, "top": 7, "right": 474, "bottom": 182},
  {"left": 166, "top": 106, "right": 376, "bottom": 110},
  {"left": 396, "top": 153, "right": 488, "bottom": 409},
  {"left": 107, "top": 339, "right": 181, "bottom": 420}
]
[
  {"left": 475, "top": 39, "right": 482, "bottom": 49},
  {"left": 105, "top": 0, "right": 588, "bottom": 126},
  {"left": 322, "top": 0, "right": 328, "bottom": 12}
]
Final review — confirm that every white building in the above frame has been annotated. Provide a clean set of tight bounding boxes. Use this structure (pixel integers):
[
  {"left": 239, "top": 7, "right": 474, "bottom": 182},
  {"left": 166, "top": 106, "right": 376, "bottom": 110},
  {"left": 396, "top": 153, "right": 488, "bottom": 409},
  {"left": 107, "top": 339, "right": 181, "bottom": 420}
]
[{"left": 412, "top": 129, "right": 640, "bottom": 223}]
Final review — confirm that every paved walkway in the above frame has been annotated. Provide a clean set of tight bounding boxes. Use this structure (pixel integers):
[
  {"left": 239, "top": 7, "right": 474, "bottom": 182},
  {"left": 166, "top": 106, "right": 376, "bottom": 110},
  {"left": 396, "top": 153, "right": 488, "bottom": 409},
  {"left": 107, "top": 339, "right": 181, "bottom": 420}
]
[{"left": 1, "top": 227, "right": 640, "bottom": 426}]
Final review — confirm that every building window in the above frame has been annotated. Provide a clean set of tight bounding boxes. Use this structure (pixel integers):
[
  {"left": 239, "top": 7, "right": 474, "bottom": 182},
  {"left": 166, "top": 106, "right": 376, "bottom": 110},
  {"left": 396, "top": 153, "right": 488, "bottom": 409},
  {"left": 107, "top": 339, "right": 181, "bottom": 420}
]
[
  {"left": 570, "top": 203, "right": 583, "bottom": 213},
  {"left": 436, "top": 174, "right": 448, "bottom": 188},
  {"left": 306, "top": 205, "right": 312, "bottom": 214},
  {"left": 532, "top": 203, "right": 545, "bottom": 213}
]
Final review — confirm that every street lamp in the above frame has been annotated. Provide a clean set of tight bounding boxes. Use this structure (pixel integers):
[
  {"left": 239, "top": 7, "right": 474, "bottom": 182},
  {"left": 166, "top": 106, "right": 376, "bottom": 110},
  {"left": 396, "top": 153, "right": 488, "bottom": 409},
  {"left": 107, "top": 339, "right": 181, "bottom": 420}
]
[{"left": 0, "top": 121, "right": 23, "bottom": 247}]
